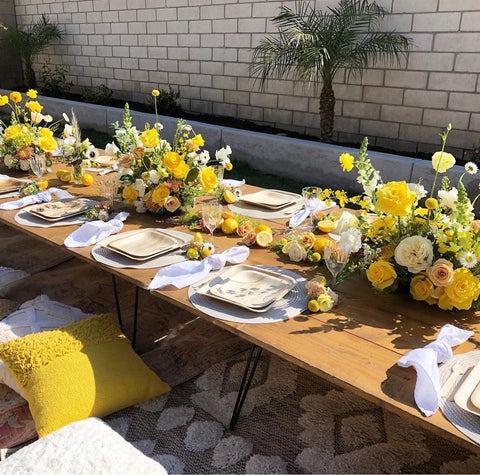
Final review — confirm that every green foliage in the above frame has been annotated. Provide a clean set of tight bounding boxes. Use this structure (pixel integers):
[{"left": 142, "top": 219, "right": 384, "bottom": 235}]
[
  {"left": 38, "top": 59, "right": 71, "bottom": 98},
  {"left": 82, "top": 85, "right": 114, "bottom": 105}
]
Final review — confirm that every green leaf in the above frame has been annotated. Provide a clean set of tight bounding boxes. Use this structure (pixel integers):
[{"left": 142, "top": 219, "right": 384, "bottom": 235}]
[{"left": 186, "top": 167, "right": 199, "bottom": 183}]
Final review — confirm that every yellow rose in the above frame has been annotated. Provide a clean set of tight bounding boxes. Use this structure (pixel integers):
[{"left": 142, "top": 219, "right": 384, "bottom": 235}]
[
  {"left": 426, "top": 258, "right": 454, "bottom": 287},
  {"left": 151, "top": 184, "right": 170, "bottom": 204},
  {"left": 139, "top": 128, "right": 159, "bottom": 148},
  {"left": 122, "top": 185, "right": 138, "bottom": 204},
  {"left": 26, "top": 89, "right": 38, "bottom": 99},
  {"left": 39, "top": 127, "right": 53, "bottom": 137},
  {"left": 410, "top": 274, "right": 436, "bottom": 304},
  {"left": 367, "top": 215, "right": 396, "bottom": 239},
  {"left": 432, "top": 151, "right": 455, "bottom": 173},
  {"left": 163, "top": 151, "right": 182, "bottom": 171},
  {"left": 25, "top": 100, "right": 43, "bottom": 113},
  {"left": 198, "top": 166, "right": 218, "bottom": 192},
  {"left": 339, "top": 152, "right": 354, "bottom": 172},
  {"left": 375, "top": 181, "right": 416, "bottom": 216},
  {"left": 172, "top": 160, "right": 189, "bottom": 179},
  {"left": 5, "top": 124, "right": 24, "bottom": 140},
  {"left": 38, "top": 136, "right": 57, "bottom": 153},
  {"left": 366, "top": 260, "right": 397, "bottom": 290},
  {"left": 9, "top": 91, "right": 22, "bottom": 103},
  {"left": 438, "top": 268, "right": 480, "bottom": 310},
  {"left": 0, "top": 95, "right": 8, "bottom": 106}
]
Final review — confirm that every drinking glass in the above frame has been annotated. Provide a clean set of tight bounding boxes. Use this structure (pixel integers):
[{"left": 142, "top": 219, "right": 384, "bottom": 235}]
[
  {"left": 301, "top": 186, "right": 321, "bottom": 229},
  {"left": 99, "top": 175, "right": 118, "bottom": 209},
  {"left": 323, "top": 240, "right": 350, "bottom": 286},
  {"left": 202, "top": 200, "right": 223, "bottom": 242},
  {"left": 29, "top": 155, "right": 47, "bottom": 181}
]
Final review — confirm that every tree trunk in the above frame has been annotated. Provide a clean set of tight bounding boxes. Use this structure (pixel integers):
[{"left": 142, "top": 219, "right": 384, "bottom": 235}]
[
  {"left": 24, "top": 60, "right": 37, "bottom": 89},
  {"left": 319, "top": 83, "right": 335, "bottom": 143}
]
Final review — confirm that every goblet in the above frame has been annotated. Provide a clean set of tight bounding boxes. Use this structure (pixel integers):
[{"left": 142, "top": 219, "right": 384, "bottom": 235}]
[
  {"left": 29, "top": 155, "right": 47, "bottom": 181},
  {"left": 323, "top": 240, "right": 350, "bottom": 286},
  {"left": 99, "top": 175, "right": 118, "bottom": 209},
  {"left": 202, "top": 200, "right": 223, "bottom": 243},
  {"left": 301, "top": 186, "right": 321, "bottom": 229}
]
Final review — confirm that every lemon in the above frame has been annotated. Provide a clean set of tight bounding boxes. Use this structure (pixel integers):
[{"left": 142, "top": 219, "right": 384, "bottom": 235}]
[
  {"left": 317, "top": 219, "right": 336, "bottom": 233},
  {"left": 58, "top": 171, "right": 73, "bottom": 183},
  {"left": 255, "top": 230, "right": 273, "bottom": 248},
  {"left": 221, "top": 217, "right": 238, "bottom": 235},
  {"left": 81, "top": 173, "right": 94, "bottom": 186},
  {"left": 223, "top": 189, "right": 237, "bottom": 204},
  {"left": 313, "top": 237, "right": 330, "bottom": 254},
  {"left": 281, "top": 240, "right": 295, "bottom": 254},
  {"left": 56, "top": 168, "right": 69, "bottom": 179},
  {"left": 308, "top": 300, "right": 321, "bottom": 312},
  {"left": 193, "top": 232, "right": 203, "bottom": 242},
  {"left": 254, "top": 224, "right": 272, "bottom": 235}
]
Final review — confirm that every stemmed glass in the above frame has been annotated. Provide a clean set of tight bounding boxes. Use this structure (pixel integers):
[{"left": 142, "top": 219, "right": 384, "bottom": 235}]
[
  {"left": 301, "top": 186, "right": 321, "bottom": 229},
  {"left": 323, "top": 240, "right": 350, "bottom": 286},
  {"left": 99, "top": 175, "right": 118, "bottom": 209},
  {"left": 202, "top": 200, "right": 223, "bottom": 243},
  {"left": 29, "top": 155, "right": 47, "bottom": 182}
]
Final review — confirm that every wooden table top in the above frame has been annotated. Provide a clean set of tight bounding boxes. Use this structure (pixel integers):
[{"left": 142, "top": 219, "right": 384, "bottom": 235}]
[{"left": 1, "top": 163, "right": 480, "bottom": 452}]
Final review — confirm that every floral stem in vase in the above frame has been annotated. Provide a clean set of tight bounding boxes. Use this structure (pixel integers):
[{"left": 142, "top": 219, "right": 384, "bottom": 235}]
[{"left": 72, "top": 162, "right": 84, "bottom": 185}]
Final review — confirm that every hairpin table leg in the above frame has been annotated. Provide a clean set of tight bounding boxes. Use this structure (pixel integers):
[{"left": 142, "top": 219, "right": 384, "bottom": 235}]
[
  {"left": 133, "top": 286, "right": 139, "bottom": 350},
  {"left": 229, "top": 344, "right": 263, "bottom": 431},
  {"left": 111, "top": 274, "right": 123, "bottom": 332}
]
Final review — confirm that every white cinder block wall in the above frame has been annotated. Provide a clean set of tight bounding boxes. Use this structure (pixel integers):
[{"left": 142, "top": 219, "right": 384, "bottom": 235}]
[{"left": 11, "top": 0, "right": 480, "bottom": 158}]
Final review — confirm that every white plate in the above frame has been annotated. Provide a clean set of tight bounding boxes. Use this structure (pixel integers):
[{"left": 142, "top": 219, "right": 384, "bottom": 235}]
[
  {"left": 93, "top": 155, "right": 117, "bottom": 166},
  {"left": 106, "top": 228, "right": 179, "bottom": 261},
  {"left": 0, "top": 177, "right": 26, "bottom": 194},
  {"left": 240, "top": 189, "right": 300, "bottom": 209},
  {"left": 204, "top": 264, "right": 296, "bottom": 310},
  {"left": 454, "top": 362, "right": 480, "bottom": 416},
  {"left": 27, "top": 199, "right": 92, "bottom": 222}
]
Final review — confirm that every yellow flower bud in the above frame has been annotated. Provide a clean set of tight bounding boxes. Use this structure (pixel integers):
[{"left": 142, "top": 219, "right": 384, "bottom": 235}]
[{"left": 425, "top": 198, "right": 438, "bottom": 210}]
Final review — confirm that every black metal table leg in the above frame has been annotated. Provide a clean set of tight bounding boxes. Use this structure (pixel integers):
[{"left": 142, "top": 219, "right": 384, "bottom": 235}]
[
  {"left": 133, "top": 285, "right": 139, "bottom": 349},
  {"left": 229, "top": 344, "right": 263, "bottom": 430},
  {"left": 111, "top": 274, "right": 123, "bottom": 332}
]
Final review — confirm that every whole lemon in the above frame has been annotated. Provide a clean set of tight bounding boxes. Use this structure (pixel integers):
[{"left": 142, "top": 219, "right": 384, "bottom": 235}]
[
  {"left": 221, "top": 217, "right": 239, "bottom": 235},
  {"left": 59, "top": 171, "right": 73, "bottom": 183},
  {"left": 254, "top": 224, "right": 272, "bottom": 235},
  {"left": 81, "top": 173, "right": 94, "bottom": 186},
  {"left": 56, "top": 168, "right": 69, "bottom": 179},
  {"left": 313, "top": 237, "right": 330, "bottom": 254}
]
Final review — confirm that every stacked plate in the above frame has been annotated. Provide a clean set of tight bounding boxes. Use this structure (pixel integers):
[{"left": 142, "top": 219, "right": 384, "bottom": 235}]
[
  {"left": 26, "top": 199, "right": 92, "bottom": 222},
  {"left": 0, "top": 176, "right": 27, "bottom": 195},
  {"left": 196, "top": 264, "right": 297, "bottom": 313},
  {"left": 450, "top": 362, "right": 480, "bottom": 417},
  {"left": 240, "top": 189, "right": 301, "bottom": 210},
  {"left": 104, "top": 228, "right": 187, "bottom": 261}
]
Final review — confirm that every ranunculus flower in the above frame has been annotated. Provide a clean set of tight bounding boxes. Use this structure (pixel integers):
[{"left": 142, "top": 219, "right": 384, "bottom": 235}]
[
  {"left": 410, "top": 274, "right": 436, "bottom": 304},
  {"left": 432, "top": 151, "right": 455, "bottom": 173},
  {"left": 339, "top": 152, "right": 354, "bottom": 172},
  {"left": 199, "top": 166, "right": 218, "bottom": 192},
  {"left": 9, "top": 91, "right": 22, "bottom": 103},
  {"left": 288, "top": 242, "right": 307, "bottom": 262},
  {"left": 163, "top": 151, "right": 182, "bottom": 171},
  {"left": 25, "top": 100, "right": 43, "bottom": 113},
  {"left": 151, "top": 184, "right": 170, "bottom": 204},
  {"left": 164, "top": 195, "right": 181, "bottom": 213},
  {"left": 366, "top": 260, "right": 397, "bottom": 290},
  {"left": 438, "top": 268, "right": 480, "bottom": 310},
  {"left": 426, "top": 258, "right": 454, "bottom": 287},
  {"left": 317, "top": 294, "right": 334, "bottom": 312},
  {"left": 0, "top": 95, "right": 9, "bottom": 106},
  {"left": 241, "top": 231, "right": 257, "bottom": 246},
  {"left": 5, "top": 124, "right": 22, "bottom": 140},
  {"left": 394, "top": 235, "right": 433, "bottom": 273},
  {"left": 39, "top": 127, "right": 53, "bottom": 137},
  {"left": 122, "top": 185, "right": 138, "bottom": 204},
  {"left": 139, "top": 128, "right": 159, "bottom": 148},
  {"left": 38, "top": 136, "right": 57, "bottom": 153},
  {"left": 375, "top": 181, "right": 417, "bottom": 216},
  {"left": 26, "top": 89, "right": 37, "bottom": 98}
]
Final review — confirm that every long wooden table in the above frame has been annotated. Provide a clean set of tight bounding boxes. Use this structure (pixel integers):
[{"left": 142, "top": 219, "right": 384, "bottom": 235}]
[{"left": 1, "top": 164, "right": 480, "bottom": 452}]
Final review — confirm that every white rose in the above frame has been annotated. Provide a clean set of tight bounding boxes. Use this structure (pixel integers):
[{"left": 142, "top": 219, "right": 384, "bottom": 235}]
[
  {"left": 20, "top": 159, "right": 30, "bottom": 171},
  {"left": 332, "top": 211, "right": 358, "bottom": 235},
  {"left": 288, "top": 242, "right": 307, "bottom": 262},
  {"left": 394, "top": 235, "right": 433, "bottom": 273},
  {"left": 338, "top": 228, "right": 362, "bottom": 254},
  {"left": 4, "top": 154, "right": 14, "bottom": 168},
  {"left": 148, "top": 169, "right": 160, "bottom": 184},
  {"left": 105, "top": 142, "right": 119, "bottom": 156},
  {"left": 133, "top": 179, "right": 146, "bottom": 198}
]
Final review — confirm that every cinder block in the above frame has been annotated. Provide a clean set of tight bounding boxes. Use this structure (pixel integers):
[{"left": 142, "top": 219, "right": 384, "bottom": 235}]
[
  {"left": 178, "top": 6, "right": 200, "bottom": 20},
  {"left": 449, "top": 92, "right": 480, "bottom": 112},
  {"left": 189, "top": 20, "right": 212, "bottom": 34},
  {"left": 385, "top": 70, "right": 428, "bottom": 89},
  {"left": 213, "top": 19, "right": 237, "bottom": 33},
  {"left": 414, "top": 13, "right": 460, "bottom": 31},
  {"left": 435, "top": 33, "right": 480, "bottom": 52},
  {"left": 201, "top": 5, "right": 225, "bottom": 20},
  {"left": 404, "top": 90, "right": 448, "bottom": 108},
  {"left": 393, "top": 0, "right": 438, "bottom": 12},
  {"left": 363, "top": 86, "right": 403, "bottom": 105},
  {"left": 381, "top": 105, "right": 422, "bottom": 124},
  {"left": 360, "top": 120, "right": 400, "bottom": 138},
  {"left": 440, "top": 0, "right": 479, "bottom": 11},
  {"left": 460, "top": 11, "right": 480, "bottom": 30},
  {"left": 278, "top": 95, "right": 309, "bottom": 112},
  {"left": 408, "top": 52, "right": 455, "bottom": 71},
  {"left": 225, "top": 3, "right": 252, "bottom": 18},
  {"left": 455, "top": 54, "right": 480, "bottom": 73},
  {"left": 429, "top": 72, "right": 477, "bottom": 91},
  {"left": 423, "top": 109, "right": 470, "bottom": 130}
]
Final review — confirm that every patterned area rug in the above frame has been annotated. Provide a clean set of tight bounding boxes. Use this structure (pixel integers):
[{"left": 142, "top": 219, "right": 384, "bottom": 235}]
[{"left": 105, "top": 350, "right": 480, "bottom": 474}]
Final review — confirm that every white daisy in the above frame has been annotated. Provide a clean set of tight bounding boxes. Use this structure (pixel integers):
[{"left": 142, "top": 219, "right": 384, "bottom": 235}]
[
  {"left": 203, "top": 242, "right": 215, "bottom": 253},
  {"left": 465, "top": 161, "right": 478, "bottom": 175},
  {"left": 98, "top": 210, "right": 109, "bottom": 221},
  {"left": 459, "top": 251, "right": 477, "bottom": 268}
]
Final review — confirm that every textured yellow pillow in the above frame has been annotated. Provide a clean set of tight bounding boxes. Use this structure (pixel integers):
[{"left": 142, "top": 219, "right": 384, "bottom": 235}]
[{"left": 0, "top": 313, "right": 170, "bottom": 437}]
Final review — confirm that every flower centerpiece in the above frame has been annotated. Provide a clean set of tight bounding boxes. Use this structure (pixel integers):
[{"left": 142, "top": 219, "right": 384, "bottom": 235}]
[
  {"left": 333, "top": 124, "right": 480, "bottom": 311},
  {"left": 0, "top": 90, "right": 58, "bottom": 171},
  {"left": 57, "top": 112, "right": 98, "bottom": 184},
  {"left": 110, "top": 96, "right": 232, "bottom": 215}
]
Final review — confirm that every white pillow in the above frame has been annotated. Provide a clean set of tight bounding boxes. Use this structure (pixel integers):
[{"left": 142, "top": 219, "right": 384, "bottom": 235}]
[{"left": 0, "top": 295, "right": 90, "bottom": 396}]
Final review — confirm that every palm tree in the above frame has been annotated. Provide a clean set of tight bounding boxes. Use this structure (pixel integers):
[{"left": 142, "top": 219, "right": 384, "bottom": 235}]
[
  {"left": 250, "top": 0, "right": 411, "bottom": 142},
  {"left": 1, "top": 15, "right": 64, "bottom": 89}
]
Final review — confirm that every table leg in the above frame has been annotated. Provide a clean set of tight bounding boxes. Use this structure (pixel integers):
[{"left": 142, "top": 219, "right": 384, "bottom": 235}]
[
  {"left": 229, "top": 344, "right": 263, "bottom": 431},
  {"left": 111, "top": 274, "right": 124, "bottom": 332},
  {"left": 133, "top": 286, "right": 139, "bottom": 349}
]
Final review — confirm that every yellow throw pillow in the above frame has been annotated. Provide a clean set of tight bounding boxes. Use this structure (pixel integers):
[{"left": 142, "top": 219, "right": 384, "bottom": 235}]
[{"left": 0, "top": 313, "right": 170, "bottom": 437}]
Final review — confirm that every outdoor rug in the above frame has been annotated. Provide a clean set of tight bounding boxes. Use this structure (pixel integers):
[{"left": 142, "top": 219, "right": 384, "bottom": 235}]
[{"left": 104, "top": 350, "right": 480, "bottom": 474}]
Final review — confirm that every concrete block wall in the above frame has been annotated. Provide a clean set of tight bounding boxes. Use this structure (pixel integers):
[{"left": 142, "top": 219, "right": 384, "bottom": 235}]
[{"left": 9, "top": 0, "right": 480, "bottom": 159}]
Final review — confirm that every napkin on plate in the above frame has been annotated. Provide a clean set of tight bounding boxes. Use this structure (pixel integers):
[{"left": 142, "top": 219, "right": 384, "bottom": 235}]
[
  {"left": 147, "top": 245, "right": 250, "bottom": 290},
  {"left": 397, "top": 323, "right": 474, "bottom": 416},
  {"left": 64, "top": 212, "right": 129, "bottom": 248},
  {"left": 289, "top": 199, "right": 335, "bottom": 228},
  {"left": 221, "top": 178, "right": 245, "bottom": 188},
  {"left": 0, "top": 188, "right": 74, "bottom": 210}
]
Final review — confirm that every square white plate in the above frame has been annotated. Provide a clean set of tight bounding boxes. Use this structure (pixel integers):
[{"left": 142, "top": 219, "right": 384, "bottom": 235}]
[
  {"left": 27, "top": 199, "right": 92, "bottom": 221},
  {"left": 240, "top": 189, "right": 300, "bottom": 209},
  {"left": 454, "top": 362, "right": 480, "bottom": 416},
  {"left": 0, "top": 177, "right": 26, "bottom": 194}
]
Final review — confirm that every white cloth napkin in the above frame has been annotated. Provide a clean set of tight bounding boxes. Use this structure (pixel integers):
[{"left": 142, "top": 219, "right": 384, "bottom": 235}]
[
  {"left": 64, "top": 212, "right": 129, "bottom": 248},
  {"left": 147, "top": 245, "right": 250, "bottom": 290},
  {"left": 0, "top": 188, "right": 74, "bottom": 210},
  {"left": 289, "top": 199, "right": 335, "bottom": 228},
  {"left": 397, "top": 324, "right": 474, "bottom": 416},
  {"left": 221, "top": 178, "right": 245, "bottom": 188}
]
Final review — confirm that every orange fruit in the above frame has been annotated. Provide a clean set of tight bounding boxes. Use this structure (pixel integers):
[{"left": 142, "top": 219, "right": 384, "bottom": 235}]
[{"left": 221, "top": 217, "right": 238, "bottom": 234}]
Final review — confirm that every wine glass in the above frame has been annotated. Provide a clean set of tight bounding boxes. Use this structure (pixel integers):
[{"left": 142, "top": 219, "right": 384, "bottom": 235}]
[
  {"left": 202, "top": 200, "right": 223, "bottom": 242},
  {"left": 100, "top": 175, "right": 118, "bottom": 209},
  {"left": 301, "top": 186, "right": 321, "bottom": 229},
  {"left": 29, "top": 155, "right": 47, "bottom": 182},
  {"left": 323, "top": 240, "right": 350, "bottom": 286}
]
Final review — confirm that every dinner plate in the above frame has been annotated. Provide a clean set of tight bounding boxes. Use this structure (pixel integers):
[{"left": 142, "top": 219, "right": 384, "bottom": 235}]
[
  {"left": 27, "top": 199, "right": 92, "bottom": 222},
  {"left": 0, "top": 177, "right": 26, "bottom": 194},
  {"left": 93, "top": 155, "right": 117, "bottom": 167},
  {"left": 240, "top": 189, "right": 301, "bottom": 209},
  {"left": 454, "top": 362, "right": 480, "bottom": 416},
  {"left": 201, "top": 264, "right": 297, "bottom": 310},
  {"left": 106, "top": 228, "right": 180, "bottom": 261}
]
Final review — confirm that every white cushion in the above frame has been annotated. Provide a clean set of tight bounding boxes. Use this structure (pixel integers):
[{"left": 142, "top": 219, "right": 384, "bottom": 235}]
[
  {"left": 0, "top": 295, "right": 90, "bottom": 396},
  {"left": 0, "top": 417, "right": 167, "bottom": 475}
]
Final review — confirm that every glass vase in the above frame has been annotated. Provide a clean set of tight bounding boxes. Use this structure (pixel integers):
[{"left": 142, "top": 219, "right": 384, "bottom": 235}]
[{"left": 72, "top": 162, "right": 84, "bottom": 185}]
